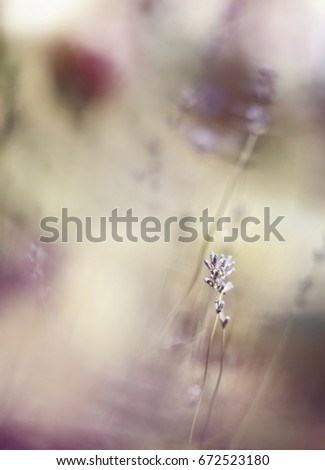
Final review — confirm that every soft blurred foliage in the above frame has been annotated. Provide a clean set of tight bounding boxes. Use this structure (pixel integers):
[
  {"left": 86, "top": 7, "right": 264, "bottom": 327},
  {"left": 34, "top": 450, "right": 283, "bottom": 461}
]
[{"left": 0, "top": 0, "right": 325, "bottom": 450}]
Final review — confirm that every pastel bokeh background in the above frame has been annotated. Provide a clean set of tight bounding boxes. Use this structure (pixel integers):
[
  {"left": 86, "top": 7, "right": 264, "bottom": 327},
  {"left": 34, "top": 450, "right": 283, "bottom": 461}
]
[{"left": 1, "top": 0, "right": 325, "bottom": 449}]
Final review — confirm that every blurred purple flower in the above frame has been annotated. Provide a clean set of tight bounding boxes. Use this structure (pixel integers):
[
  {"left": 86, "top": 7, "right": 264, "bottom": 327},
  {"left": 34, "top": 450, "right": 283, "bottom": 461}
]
[
  {"left": 246, "top": 104, "right": 270, "bottom": 135},
  {"left": 225, "top": 0, "right": 247, "bottom": 23},
  {"left": 186, "top": 127, "right": 219, "bottom": 152},
  {"left": 253, "top": 68, "right": 277, "bottom": 104},
  {"left": 180, "top": 83, "right": 227, "bottom": 118}
]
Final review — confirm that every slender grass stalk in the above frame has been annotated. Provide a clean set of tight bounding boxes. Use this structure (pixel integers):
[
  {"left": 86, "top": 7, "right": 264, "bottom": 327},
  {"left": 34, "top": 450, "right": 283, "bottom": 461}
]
[
  {"left": 202, "top": 327, "right": 226, "bottom": 443},
  {"left": 238, "top": 132, "right": 258, "bottom": 167},
  {"left": 189, "top": 312, "right": 219, "bottom": 447}
]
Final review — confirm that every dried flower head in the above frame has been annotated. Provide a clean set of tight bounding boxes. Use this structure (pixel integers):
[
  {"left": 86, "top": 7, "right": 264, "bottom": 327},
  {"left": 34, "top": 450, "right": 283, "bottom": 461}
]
[
  {"left": 204, "top": 253, "right": 235, "bottom": 293},
  {"left": 214, "top": 299, "right": 225, "bottom": 314},
  {"left": 221, "top": 316, "right": 230, "bottom": 329},
  {"left": 204, "top": 252, "right": 235, "bottom": 329}
]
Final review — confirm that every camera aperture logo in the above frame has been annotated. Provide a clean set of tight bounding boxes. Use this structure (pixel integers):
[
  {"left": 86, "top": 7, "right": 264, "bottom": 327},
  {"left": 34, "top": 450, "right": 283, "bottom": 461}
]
[{"left": 39, "top": 207, "right": 286, "bottom": 244}]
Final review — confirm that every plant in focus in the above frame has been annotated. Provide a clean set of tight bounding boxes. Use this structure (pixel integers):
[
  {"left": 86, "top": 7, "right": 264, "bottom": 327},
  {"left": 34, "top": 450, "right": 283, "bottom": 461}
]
[{"left": 189, "top": 252, "right": 235, "bottom": 447}]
